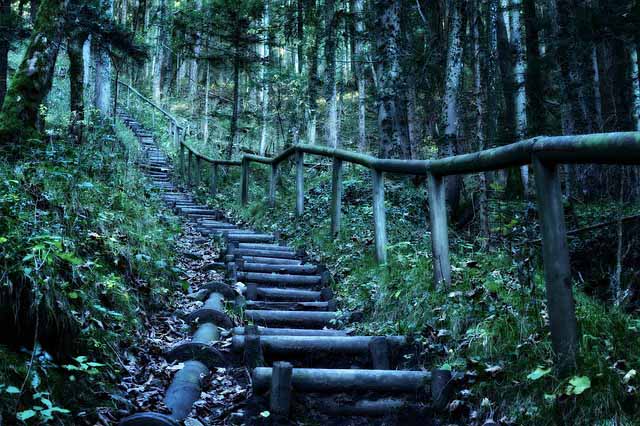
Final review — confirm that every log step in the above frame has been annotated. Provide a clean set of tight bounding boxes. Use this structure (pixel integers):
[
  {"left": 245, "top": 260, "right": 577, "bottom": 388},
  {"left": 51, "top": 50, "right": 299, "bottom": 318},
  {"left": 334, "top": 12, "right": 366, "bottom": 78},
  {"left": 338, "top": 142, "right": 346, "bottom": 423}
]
[
  {"left": 233, "top": 327, "right": 347, "bottom": 337},
  {"left": 244, "top": 300, "right": 334, "bottom": 311},
  {"left": 238, "top": 243, "right": 295, "bottom": 252},
  {"left": 253, "top": 287, "right": 323, "bottom": 302},
  {"left": 227, "top": 233, "right": 276, "bottom": 243},
  {"left": 233, "top": 335, "right": 407, "bottom": 355},
  {"left": 239, "top": 256, "right": 302, "bottom": 265},
  {"left": 240, "top": 262, "right": 317, "bottom": 275},
  {"left": 252, "top": 368, "right": 432, "bottom": 393},
  {"left": 237, "top": 272, "right": 322, "bottom": 286},
  {"left": 232, "top": 248, "right": 299, "bottom": 259},
  {"left": 244, "top": 310, "right": 344, "bottom": 329}
]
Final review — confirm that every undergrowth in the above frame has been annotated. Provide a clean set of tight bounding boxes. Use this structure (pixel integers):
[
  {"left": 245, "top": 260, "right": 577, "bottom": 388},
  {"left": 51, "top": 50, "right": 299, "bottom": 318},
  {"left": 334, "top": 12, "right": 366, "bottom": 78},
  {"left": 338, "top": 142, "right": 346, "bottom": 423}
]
[
  {"left": 195, "top": 163, "right": 640, "bottom": 426},
  {"left": 0, "top": 114, "right": 180, "bottom": 423}
]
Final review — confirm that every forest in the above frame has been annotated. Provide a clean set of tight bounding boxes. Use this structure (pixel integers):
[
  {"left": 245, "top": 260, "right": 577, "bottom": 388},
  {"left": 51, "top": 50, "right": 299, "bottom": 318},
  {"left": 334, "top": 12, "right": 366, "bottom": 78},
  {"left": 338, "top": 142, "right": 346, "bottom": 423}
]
[{"left": 1, "top": 0, "right": 640, "bottom": 425}]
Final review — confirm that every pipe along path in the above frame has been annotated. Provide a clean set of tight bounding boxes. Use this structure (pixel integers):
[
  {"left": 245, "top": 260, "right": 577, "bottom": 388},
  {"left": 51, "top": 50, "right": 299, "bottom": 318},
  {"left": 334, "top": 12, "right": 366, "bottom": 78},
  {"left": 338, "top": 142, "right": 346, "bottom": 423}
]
[{"left": 117, "top": 110, "right": 457, "bottom": 424}]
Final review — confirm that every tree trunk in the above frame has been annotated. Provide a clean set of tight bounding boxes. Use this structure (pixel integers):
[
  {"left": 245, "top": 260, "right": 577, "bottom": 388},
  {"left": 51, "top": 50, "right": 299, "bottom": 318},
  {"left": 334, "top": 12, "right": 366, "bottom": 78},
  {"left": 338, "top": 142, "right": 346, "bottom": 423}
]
[
  {"left": 259, "top": 0, "right": 270, "bottom": 155},
  {"left": 473, "top": 0, "right": 489, "bottom": 241},
  {"left": 324, "top": 0, "right": 338, "bottom": 148},
  {"left": 203, "top": 61, "right": 210, "bottom": 143},
  {"left": 591, "top": 45, "right": 604, "bottom": 131},
  {"left": 68, "top": 31, "right": 87, "bottom": 143},
  {"left": 94, "top": 0, "right": 114, "bottom": 115},
  {"left": 0, "top": 0, "right": 10, "bottom": 108},
  {"left": 227, "top": 44, "right": 241, "bottom": 159},
  {"left": 441, "top": 0, "right": 464, "bottom": 212},
  {"left": 306, "top": 0, "right": 320, "bottom": 144},
  {"left": 485, "top": 0, "right": 499, "bottom": 148},
  {"left": 510, "top": 0, "right": 528, "bottom": 190},
  {"left": 375, "top": 0, "right": 409, "bottom": 159},
  {"left": 297, "top": 0, "right": 304, "bottom": 73},
  {"left": 630, "top": 45, "right": 640, "bottom": 131},
  {"left": 152, "top": 0, "right": 166, "bottom": 103},
  {"left": 0, "top": 0, "right": 67, "bottom": 154},
  {"left": 353, "top": 0, "right": 366, "bottom": 152}
]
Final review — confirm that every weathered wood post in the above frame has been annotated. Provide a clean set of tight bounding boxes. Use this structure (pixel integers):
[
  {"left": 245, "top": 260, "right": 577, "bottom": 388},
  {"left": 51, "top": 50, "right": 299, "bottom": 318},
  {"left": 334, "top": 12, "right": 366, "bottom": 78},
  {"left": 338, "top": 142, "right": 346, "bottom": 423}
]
[
  {"left": 427, "top": 173, "right": 451, "bottom": 287},
  {"left": 178, "top": 144, "right": 185, "bottom": 183},
  {"left": 210, "top": 163, "right": 218, "bottom": 195},
  {"left": 241, "top": 157, "right": 249, "bottom": 206},
  {"left": 330, "top": 158, "right": 343, "bottom": 237},
  {"left": 173, "top": 122, "right": 179, "bottom": 150},
  {"left": 126, "top": 85, "right": 130, "bottom": 108},
  {"left": 269, "top": 163, "right": 278, "bottom": 207},
  {"left": 296, "top": 150, "right": 304, "bottom": 216},
  {"left": 372, "top": 169, "right": 387, "bottom": 264},
  {"left": 187, "top": 150, "right": 193, "bottom": 187},
  {"left": 532, "top": 156, "right": 577, "bottom": 374},
  {"left": 270, "top": 361, "right": 293, "bottom": 418},
  {"left": 194, "top": 156, "right": 201, "bottom": 188}
]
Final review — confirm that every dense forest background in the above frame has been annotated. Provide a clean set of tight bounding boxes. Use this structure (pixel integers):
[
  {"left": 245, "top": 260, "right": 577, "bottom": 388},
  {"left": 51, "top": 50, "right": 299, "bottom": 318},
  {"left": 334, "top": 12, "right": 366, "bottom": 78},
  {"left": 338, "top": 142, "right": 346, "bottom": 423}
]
[{"left": 1, "top": 0, "right": 640, "bottom": 425}]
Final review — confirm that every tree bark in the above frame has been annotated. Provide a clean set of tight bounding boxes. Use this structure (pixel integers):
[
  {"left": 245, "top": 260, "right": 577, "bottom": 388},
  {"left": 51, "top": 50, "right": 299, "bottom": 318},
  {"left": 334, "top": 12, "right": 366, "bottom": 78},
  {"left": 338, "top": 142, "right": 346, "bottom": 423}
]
[
  {"left": 509, "top": 0, "right": 528, "bottom": 190},
  {"left": 68, "top": 30, "right": 87, "bottom": 143},
  {"left": 473, "top": 0, "right": 489, "bottom": 241},
  {"left": 441, "top": 0, "right": 464, "bottom": 212},
  {"left": 0, "top": 0, "right": 10, "bottom": 108},
  {"left": 152, "top": 0, "right": 166, "bottom": 103},
  {"left": 94, "top": 0, "right": 114, "bottom": 115},
  {"left": 324, "top": 0, "right": 338, "bottom": 148},
  {"left": 259, "top": 0, "right": 270, "bottom": 155},
  {"left": 227, "top": 41, "right": 241, "bottom": 159},
  {"left": 353, "top": 0, "right": 366, "bottom": 152},
  {"left": 306, "top": 0, "right": 320, "bottom": 144},
  {"left": 630, "top": 45, "right": 640, "bottom": 131},
  {"left": 0, "top": 0, "right": 67, "bottom": 155},
  {"left": 375, "top": 0, "right": 409, "bottom": 159}
]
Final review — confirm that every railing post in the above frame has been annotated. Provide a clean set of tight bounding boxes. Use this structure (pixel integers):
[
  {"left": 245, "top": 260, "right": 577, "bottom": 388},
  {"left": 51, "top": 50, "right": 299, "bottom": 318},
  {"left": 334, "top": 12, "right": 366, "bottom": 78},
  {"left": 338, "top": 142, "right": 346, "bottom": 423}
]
[
  {"left": 187, "top": 150, "right": 193, "bottom": 187},
  {"left": 330, "top": 158, "right": 343, "bottom": 237},
  {"left": 127, "top": 86, "right": 130, "bottom": 108},
  {"left": 269, "top": 163, "right": 278, "bottom": 207},
  {"left": 427, "top": 173, "right": 451, "bottom": 287},
  {"left": 178, "top": 144, "right": 184, "bottom": 183},
  {"left": 173, "top": 123, "right": 179, "bottom": 150},
  {"left": 295, "top": 150, "right": 304, "bottom": 216},
  {"left": 210, "top": 163, "right": 218, "bottom": 195},
  {"left": 241, "top": 158, "right": 249, "bottom": 206},
  {"left": 372, "top": 169, "right": 387, "bottom": 264},
  {"left": 194, "top": 157, "right": 201, "bottom": 188},
  {"left": 532, "top": 156, "right": 577, "bottom": 374}
]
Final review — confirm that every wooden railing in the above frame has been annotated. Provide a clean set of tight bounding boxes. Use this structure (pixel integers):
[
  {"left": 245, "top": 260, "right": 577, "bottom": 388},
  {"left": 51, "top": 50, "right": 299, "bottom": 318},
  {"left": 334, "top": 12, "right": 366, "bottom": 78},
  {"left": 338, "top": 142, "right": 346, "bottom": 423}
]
[{"left": 117, "top": 80, "right": 640, "bottom": 374}]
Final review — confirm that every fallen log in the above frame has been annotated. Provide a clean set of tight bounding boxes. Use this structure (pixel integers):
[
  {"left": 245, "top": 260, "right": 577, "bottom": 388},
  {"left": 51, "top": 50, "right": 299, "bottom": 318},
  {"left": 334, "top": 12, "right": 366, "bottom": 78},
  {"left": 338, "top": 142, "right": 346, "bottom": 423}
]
[{"left": 186, "top": 292, "right": 233, "bottom": 328}]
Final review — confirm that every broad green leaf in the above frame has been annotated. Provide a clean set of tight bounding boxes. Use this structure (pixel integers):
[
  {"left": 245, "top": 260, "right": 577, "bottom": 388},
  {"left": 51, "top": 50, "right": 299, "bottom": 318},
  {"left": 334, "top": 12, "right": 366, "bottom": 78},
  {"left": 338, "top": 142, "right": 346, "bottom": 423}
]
[
  {"left": 16, "top": 410, "right": 37, "bottom": 421},
  {"left": 527, "top": 367, "right": 552, "bottom": 381},
  {"left": 567, "top": 376, "right": 591, "bottom": 395},
  {"left": 5, "top": 385, "right": 20, "bottom": 394}
]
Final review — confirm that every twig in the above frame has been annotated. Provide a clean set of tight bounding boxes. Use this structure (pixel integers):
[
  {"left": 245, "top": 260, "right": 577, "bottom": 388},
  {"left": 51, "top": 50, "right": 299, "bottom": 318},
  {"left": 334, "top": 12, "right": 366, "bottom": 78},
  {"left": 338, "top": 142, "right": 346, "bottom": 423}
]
[{"left": 521, "top": 214, "right": 640, "bottom": 245}]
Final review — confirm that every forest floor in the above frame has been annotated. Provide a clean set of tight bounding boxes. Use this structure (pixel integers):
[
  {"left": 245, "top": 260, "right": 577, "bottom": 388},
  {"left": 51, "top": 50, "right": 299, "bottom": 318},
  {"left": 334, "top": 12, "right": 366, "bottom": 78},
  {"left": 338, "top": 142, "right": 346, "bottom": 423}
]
[{"left": 115, "top": 220, "right": 249, "bottom": 425}]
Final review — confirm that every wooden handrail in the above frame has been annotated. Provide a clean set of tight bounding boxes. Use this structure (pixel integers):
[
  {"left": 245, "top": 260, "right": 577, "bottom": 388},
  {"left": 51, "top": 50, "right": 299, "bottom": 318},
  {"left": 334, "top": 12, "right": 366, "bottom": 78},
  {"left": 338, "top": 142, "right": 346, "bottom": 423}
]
[{"left": 120, "top": 83, "right": 640, "bottom": 374}]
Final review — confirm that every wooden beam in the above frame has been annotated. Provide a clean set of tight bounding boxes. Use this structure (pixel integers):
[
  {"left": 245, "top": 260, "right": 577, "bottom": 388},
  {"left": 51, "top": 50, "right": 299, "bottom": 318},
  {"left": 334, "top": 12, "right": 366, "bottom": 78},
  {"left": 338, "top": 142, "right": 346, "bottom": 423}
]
[
  {"left": 427, "top": 173, "right": 451, "bottom": 287},
  {"left": 194, "top": 156, "right": 201, "bottom": 188},
  {"left": 330, "top": 158, "right": 343, "bottom": 237},
  {"left": 270, "top": 362, "right": 293, "bottom": 418},
  {"left": 532, "top": 156, "right": 577, "bottom": 374},
  {"left": 210, "top": 163, "right": 218, "bottom": 195},
  {"left": 372, "top": 169, "right": 387, "bottom": 264},
  {"left": 296, "top": 150, "right": 304, "bottom": 216},
  {"left": 240, "top": 158, "right": 249, "bottom": 206},
  {"left": 269, "top": 163, "right": 278, "bottom": 207},
  {"left": 178, "top": 144, "right": 185, "bottom": 182},
  {"left": 187, "top": 150, "right": 193, "bottom": 187}
]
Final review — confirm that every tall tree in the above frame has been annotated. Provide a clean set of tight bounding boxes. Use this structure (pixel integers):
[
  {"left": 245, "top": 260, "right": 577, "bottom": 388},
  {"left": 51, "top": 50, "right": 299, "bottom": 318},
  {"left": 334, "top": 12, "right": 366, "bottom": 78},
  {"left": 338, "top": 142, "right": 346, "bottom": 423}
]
[
  {"left": 94, "top": 0, "right": 114, "bottom": 114},
  {"left": 353, "top": 0, "right": 366, "bottom": 152},
  {"left": 259, "top": 0, "right": 270, "bottom": 155},
  {"left": 324, "top": 0, "right": 338, "bottom": 147},
  {"left": 0, "top": 0, "right": 68, "bottom": 155},
  {"left": 441, "top": 0, "right": 464, "bottom": 212},
  {"left": 374, "top": 0, "right": 409, "bottom": 158}
]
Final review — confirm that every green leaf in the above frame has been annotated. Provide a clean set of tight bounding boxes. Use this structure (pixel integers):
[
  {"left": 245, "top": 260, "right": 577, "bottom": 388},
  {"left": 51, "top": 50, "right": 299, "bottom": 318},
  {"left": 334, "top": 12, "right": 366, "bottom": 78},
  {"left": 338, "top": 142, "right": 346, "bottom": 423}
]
[
  {"left": 259, "top": 411, "right": 270, "bottom": 418},
  {"left": 67, "top": 291, "right": 79, "bottom": 299},
  {"left": 0, "top": 236, "right": 8, "bottom": 244},
  {"left": 567, "top": 376, "right": 591, "bottom": 395},
  {"left": 527, "top": 367, "right": 552, "bottom": 381},
  {"left": 5, "top": 385, "right": 20, "bottom": 394},
  {"left": 16, "top": 410, "right": 37, "bottom": 421}
]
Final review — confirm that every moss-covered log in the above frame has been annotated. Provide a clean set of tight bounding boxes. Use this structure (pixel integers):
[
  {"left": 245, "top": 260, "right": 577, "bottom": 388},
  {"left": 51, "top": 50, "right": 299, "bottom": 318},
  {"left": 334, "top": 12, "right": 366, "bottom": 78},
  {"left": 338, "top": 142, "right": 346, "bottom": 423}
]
[{"left": 0, "top": 0, "right": 68, "bottom": 156}]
